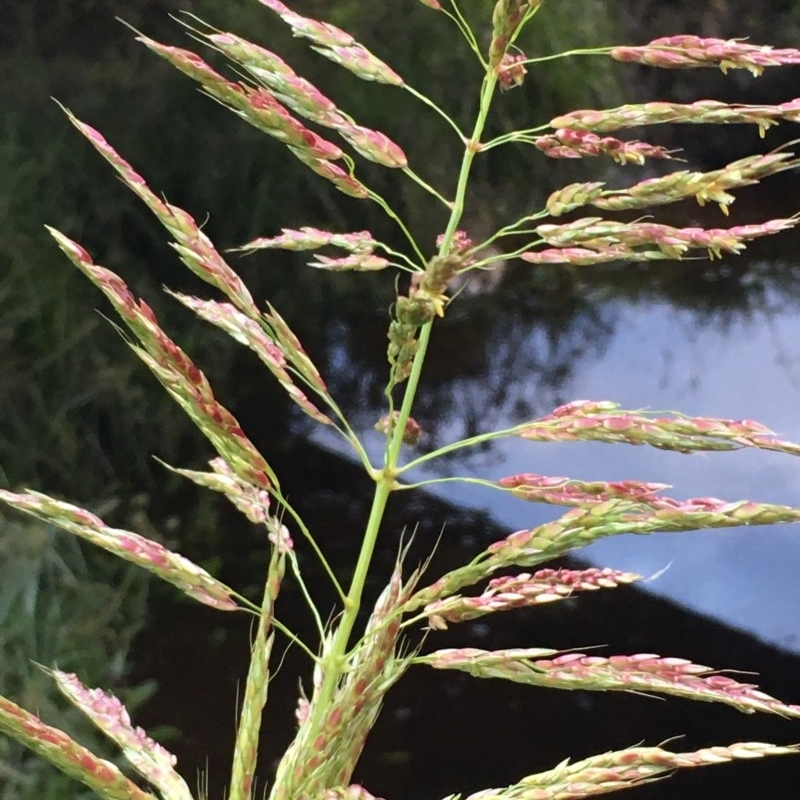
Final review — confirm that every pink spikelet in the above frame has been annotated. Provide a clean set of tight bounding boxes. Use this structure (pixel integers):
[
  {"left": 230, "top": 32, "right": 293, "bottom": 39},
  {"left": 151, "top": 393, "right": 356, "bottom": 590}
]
[
  {"left": 497, "top": 473, "right": 671, "bottom": 506},
  {"left": 257, "top": 0, "right": 403, "bottom": 85},
  {"left": 168, "top": 293, "right": 332, "bottom": 425},
  {"left": 0, "top": 695, "right": 156, "bottom": 800},
  {"left": 519, "top": 399, "right": 800, "bottom": 456},
  {"left": 424, "top": 567, "right": 641, "bottom": 628},
  {"left": 534, "top": 129, "right": 677, "bottom": 165},
  {"left": 611, "top": 35, "right": 800, "bottom": 77},
  {"left": 0, "top": 489, "right": 239, "bottom": 611},
  {"left": 421, "top": 648, "right": 800, "bottom": 717},
  {"left": 47, "top": 227, "right": 275, "bottom": 491},
  {"left": 52, "top": 671, "right": 193, "bottom": 800},
  {"left": 473, "top": 742, "right": 799, "bottom": 798}
]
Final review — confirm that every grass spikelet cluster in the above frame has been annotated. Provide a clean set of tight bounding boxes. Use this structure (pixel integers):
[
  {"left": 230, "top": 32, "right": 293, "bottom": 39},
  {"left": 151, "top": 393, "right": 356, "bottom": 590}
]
[{"left": 3, "top": 3, "right": 800, "bottom": 800}]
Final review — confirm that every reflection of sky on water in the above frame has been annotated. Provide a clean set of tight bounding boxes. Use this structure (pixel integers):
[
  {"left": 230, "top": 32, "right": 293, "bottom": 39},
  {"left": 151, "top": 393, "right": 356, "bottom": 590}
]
[{"left": 319, "top": 284, "right": 800, "bottom": 653}]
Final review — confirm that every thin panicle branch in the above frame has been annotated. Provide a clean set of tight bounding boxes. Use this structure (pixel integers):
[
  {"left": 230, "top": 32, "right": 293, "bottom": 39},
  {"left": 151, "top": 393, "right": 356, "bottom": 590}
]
[
  {"left": 408, "top": 495, "right": 800, "bottom": 609},
  {"left": 547, "top": 151, "right": 800, "bottom": 216},
  {"left": 522, "top": 216, "right": 800, "bottom": 263},
  {"left": 551, "top": 99, "right": 800, "bottom": 136}
]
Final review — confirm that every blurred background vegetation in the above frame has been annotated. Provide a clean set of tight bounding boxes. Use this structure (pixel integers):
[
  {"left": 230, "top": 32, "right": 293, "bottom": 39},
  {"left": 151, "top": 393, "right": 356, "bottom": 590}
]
[{"left": 3, "top": 1, "right": 800, "bottom": 798}]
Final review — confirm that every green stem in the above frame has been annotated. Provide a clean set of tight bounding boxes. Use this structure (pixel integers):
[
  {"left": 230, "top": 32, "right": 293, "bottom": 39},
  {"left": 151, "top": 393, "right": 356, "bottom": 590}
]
[{"left": 302, "top": 57, "right": 502, "bottom": 759}]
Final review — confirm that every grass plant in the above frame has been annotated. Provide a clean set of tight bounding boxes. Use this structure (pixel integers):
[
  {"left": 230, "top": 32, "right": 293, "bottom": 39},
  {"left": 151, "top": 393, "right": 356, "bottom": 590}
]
[{"left": 3, "top": 2, "right": 800, "bottom": 799}]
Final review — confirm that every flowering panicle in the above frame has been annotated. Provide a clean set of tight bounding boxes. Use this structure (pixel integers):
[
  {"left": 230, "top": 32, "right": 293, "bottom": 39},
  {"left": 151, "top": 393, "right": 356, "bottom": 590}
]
[
  {"left": 522, "top": 216, "right": 800, "bottom": 263},
  {"left": 205, "top": 32, "right": 342, "bottom": 125},
  {"left": 140, "top": 38, "right": 343, "bottom": 159},
  {"left": 534, "top": 129, "right": 677, "bottom": 164},
  {"left": 547, "top": 152, "right": 800, "bottom": 216},
  {"left": 309, "top": 254, "right": 391, "bottom": 271},
  {"left": 52, "top": 115, "right": 335, "bottom": 429},
  {"left": 420, "top": 649, "right": 800, "bottom": 718},
  {"left": 611, "top": 35, "right": 800, "bottom": 77},
  {"left": 61, "top": 109, "right": 259, "bottom": 312},
  {"left": 323, "top": 787, "right": 385, "bottom": 800},
  {"left": 454, "top": 742, "right": 798, "bottom": 800},
  {"left": 0, "top": 489, "right": 238, "bottom": 611},
  {"left": 424, "top": 567, "right": 641, "bottom": 628},
  {"left": 498, "top": 53, "right": 528, "bottom": 90},
  {"left": 518, "top": 399, "right": 800, "bottom": 455},
  {"left": 374, "top": 412, "right": 423, "bottom": 445},
  {"left": 47, "top": 228, "right": 276, "bottom": 490},
  {"left": 233, "top": 228, "right": 379, "bottom": 254},
  {"left": 257, "top": 0, "right": 403, "bottom": 85},
  {"left": 263, "top": 302, "right": 330, "bottom": 396},
  {"left": 202, "top": 32, "right": 407, "bottom": 168},
  {"left": 272, "top": 564, "right": 413, "bottom": 800},
  {"left": 408, "top": 494, "right": 800, "bottom": 609},
  {"left": 497, "top": 474, "right": 670, "bottom": 506},
  {"left": 168, "top": 292, "right": 332, "bottom": 425},
  {"left": 136, "top": 38, "right": 369, "bottom": 197},
  {"left": 52, "top": 671, "right": 193, "bottom": 800},
  {"left": 0, "top": 695, "right": 157, "bottom": 800},
  {"left": 522, "top": 245, "right": 654, "bottom": 266},
  {"left": 551, "top": 99, "right": 800, "bottom": 136},
  {"left": 486, "top": 497, "right": 800, "bottom": 573},
  {"left": 545, "top": 182, "right": 605, "bottom": 216},
  {"left": 167, "top": 458, "right": 273, "bottom": 526}
]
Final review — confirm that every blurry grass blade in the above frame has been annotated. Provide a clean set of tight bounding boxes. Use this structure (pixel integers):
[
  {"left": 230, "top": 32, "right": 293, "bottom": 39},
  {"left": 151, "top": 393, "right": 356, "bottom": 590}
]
[
  {"left": 0, "top": 489, "right": 239, "bottom": 611},
  {"left": 51, "top": 670, "right": 194, "bottom": 800},
  {"left": 0, "top": 694, "right": 157, "bottom": 800}
]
